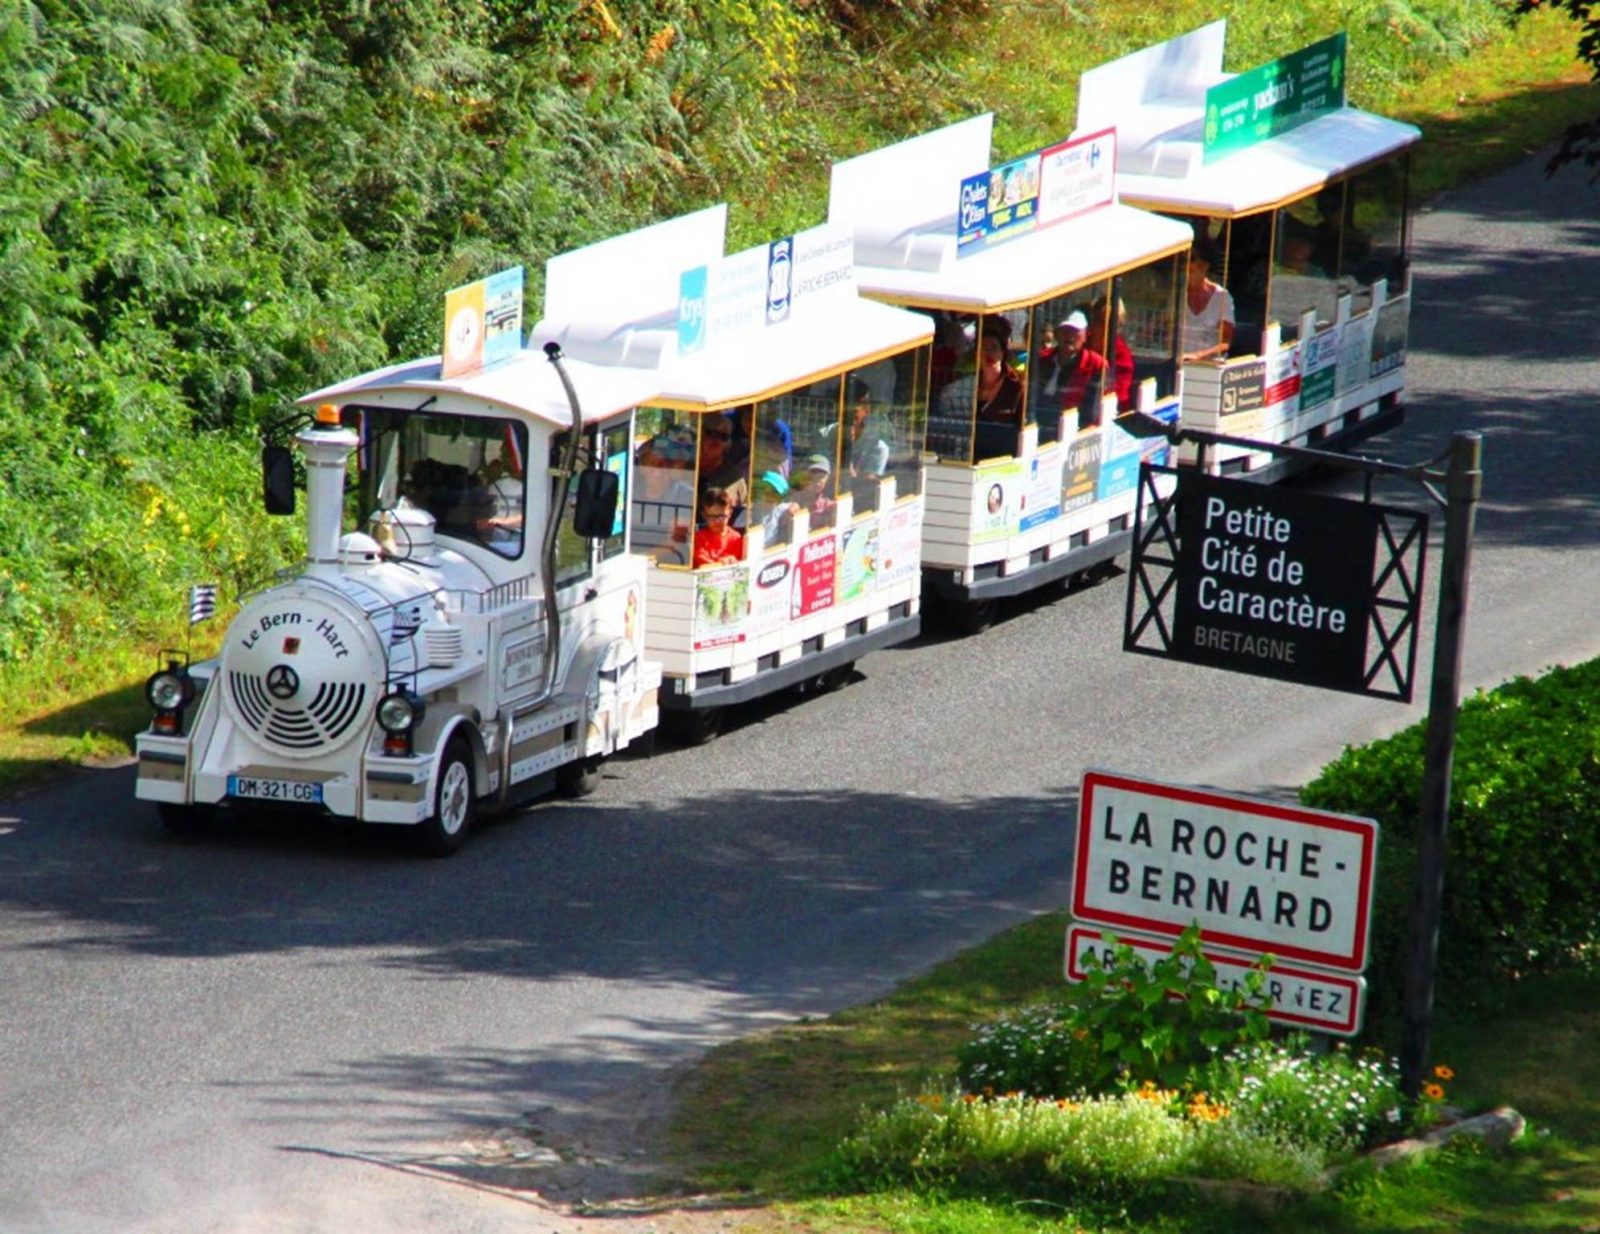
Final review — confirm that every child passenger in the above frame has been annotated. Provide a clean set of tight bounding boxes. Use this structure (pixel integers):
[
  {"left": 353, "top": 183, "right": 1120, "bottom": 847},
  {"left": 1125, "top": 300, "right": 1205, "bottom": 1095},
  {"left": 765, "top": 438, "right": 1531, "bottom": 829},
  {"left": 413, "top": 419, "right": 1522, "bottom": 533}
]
[{"left": 692, "top": 490, "right": 744, "bottom": 567}]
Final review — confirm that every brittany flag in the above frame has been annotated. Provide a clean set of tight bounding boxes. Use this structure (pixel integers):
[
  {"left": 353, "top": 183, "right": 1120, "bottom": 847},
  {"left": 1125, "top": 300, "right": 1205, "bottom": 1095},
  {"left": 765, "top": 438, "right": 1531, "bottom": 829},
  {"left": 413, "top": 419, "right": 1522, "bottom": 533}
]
[{"left": 188, "top": 583, "right": 219, "bottom": 627}]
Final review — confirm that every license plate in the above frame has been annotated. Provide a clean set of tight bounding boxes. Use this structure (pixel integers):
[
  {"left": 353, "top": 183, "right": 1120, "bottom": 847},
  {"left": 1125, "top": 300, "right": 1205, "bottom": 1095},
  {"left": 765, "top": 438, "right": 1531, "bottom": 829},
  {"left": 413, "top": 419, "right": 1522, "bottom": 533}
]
[{"left": 227, "top": 775, "right": 324, "bottom": 805}]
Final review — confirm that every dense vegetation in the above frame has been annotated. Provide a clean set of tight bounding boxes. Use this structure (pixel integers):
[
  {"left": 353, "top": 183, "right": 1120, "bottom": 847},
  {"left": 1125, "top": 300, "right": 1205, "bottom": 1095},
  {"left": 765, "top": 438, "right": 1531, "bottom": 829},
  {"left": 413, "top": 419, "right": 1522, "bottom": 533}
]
[
  {"left": 1301, "top": 656, "right": 1600, "bottom": 1022},
  {"left": 0, "top": 0, "right": 1547, "bottom": 679},
  {"left": 1523, "top": 0, "right": 1600, "bottom": 174}
]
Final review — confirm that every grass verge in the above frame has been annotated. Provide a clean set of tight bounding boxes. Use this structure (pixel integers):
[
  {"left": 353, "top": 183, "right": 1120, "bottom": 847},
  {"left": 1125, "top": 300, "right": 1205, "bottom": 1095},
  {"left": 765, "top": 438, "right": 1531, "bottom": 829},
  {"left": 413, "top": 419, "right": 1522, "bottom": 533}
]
[{"left": 665, "top": 912, "right": 1600, "bottom": 1232}]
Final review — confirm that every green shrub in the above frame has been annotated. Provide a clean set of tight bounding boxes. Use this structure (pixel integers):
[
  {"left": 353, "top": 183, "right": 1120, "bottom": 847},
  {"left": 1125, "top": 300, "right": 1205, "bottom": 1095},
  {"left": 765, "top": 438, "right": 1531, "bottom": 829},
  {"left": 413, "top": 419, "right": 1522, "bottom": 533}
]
[
  {"left": 1301, "top": 660, "right": 1600, "bottom": 1020},
  {"left": 957, "top": 926, "right": 1271, "bottom": 1098}
]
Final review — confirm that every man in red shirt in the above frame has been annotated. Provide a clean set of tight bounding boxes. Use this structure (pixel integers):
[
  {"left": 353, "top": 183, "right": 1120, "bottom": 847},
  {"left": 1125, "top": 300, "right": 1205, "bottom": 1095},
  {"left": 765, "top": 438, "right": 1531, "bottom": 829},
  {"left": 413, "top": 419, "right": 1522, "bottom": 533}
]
[{"left": 1055, "top": 311, "right": 1111, "bottom": 430}]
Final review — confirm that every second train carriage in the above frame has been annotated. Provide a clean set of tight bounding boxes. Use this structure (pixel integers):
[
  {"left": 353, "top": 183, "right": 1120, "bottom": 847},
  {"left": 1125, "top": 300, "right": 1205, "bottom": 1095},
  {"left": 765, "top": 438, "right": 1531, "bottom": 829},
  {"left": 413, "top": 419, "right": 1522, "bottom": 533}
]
[
  {"left": 533, "top": 205, "right": 935, "bottom": 740},
  {"left": 830, "top": 115, "right": 1194, "bottom": 630}
]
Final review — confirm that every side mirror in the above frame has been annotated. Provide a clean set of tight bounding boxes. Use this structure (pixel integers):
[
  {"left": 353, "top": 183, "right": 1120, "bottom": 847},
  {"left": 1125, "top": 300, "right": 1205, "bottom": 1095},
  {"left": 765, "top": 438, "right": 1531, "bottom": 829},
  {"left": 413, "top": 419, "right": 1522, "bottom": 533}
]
[
  {"left": 263, "top": 445, "right": 295, "bottom": 515},
  {"left": 571, "top": 468, "right": 619, "bottom": 539}
]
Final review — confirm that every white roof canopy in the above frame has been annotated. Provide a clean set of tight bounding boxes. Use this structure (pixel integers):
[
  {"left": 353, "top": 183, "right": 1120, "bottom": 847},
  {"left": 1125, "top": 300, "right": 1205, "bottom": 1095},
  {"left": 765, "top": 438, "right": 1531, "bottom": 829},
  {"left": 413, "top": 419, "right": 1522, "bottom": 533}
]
[
  {"left": 829, "top": 114, "right": 1194, "bottom": 311},
  {"left": 1077, "top": 20, "right": 1420, "bottom": 216},
  {"left": 531, "top": 205, "right": 933, "bottom": 410},
  {"left": 298, "top": 347, "right": 660, "bottom": 429}
]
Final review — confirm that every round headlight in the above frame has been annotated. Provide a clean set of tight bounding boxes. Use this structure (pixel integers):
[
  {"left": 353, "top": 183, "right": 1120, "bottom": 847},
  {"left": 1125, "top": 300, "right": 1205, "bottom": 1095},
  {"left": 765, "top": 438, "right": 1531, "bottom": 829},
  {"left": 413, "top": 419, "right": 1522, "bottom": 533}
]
[
  {"left": 147, "top": 670, "right": 189, "bottom": 712},
  {"left": 376, "top": 691, "right": 422, "bottom": 734}
]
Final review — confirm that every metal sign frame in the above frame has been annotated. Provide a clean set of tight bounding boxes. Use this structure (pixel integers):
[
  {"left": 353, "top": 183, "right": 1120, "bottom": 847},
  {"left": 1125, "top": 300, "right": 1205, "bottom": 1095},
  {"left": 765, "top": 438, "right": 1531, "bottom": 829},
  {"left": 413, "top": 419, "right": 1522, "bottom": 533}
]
[{"left": 1125, "top": 464, "right": 1428, "bottom": 700}]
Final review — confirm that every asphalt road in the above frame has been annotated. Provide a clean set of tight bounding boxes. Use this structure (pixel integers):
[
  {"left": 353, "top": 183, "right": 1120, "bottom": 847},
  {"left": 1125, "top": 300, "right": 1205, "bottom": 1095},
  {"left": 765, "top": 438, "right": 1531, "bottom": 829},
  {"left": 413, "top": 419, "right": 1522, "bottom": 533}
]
[{"left": 2, "top": 152, "right": 1598, "bottom": 1234}]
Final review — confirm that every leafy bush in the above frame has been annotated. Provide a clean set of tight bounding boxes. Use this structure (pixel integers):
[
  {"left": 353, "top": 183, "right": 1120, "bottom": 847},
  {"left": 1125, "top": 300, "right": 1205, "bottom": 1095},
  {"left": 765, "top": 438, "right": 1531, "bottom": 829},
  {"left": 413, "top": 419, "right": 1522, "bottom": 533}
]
[
  {"left": 957, "top": 926, "right": 1270, "bottom": 1098},
  {"left": 1301, "top": 660, "right": 1600, "bottom": 1020}
]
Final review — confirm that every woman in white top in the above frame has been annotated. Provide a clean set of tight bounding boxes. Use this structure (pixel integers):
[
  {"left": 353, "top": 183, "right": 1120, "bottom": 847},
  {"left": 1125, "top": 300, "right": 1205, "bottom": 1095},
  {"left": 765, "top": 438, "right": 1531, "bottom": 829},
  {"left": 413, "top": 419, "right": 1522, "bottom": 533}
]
[{"left": 1181, "top": 238, "right": 1235, "bottom": 362}]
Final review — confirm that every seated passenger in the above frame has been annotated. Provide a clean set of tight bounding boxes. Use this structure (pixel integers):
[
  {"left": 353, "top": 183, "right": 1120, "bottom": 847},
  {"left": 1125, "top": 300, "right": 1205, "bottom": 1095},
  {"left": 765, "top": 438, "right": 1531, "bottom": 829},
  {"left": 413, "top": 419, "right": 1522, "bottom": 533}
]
[
  {"left": 692, "top": 491, "right": 744, "bottom": 567},
  {"left": 822, "top": 381, "right": 895, "bottom": 478},
  {"left": 1181, "top": 238, "right": 1236, "bottom": 363},
  {"left": 1051, "top": 310, "right": 1110, "bottom": 430},
  {"left": 789, "top": 454, "right": 838, "bottom": 529},
  {"left": 472, "top": 457, "right": 524, "bottom": 546},
  {"left": 938, "top": 321, "right": 1022, "bottom": 425}
]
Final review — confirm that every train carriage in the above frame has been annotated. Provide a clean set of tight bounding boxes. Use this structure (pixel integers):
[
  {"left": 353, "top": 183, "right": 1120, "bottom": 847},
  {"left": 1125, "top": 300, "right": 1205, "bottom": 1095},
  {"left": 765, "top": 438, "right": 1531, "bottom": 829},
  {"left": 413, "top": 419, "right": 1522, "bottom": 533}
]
[
  {"left": 532, "top": 205, "right": 936, "bottom": 741},
  {"left": 830, "top": 115, "right": 1193, "bottom": 631},
  {"left": 1079, "top": 21, "right": 1421, "bottom": 478}
]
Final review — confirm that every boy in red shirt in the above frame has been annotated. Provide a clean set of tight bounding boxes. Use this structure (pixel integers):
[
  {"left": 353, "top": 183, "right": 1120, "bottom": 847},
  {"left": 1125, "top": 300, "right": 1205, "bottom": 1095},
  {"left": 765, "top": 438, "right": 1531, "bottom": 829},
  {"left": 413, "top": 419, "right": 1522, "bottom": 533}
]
[{"left": 692, "top": 490, "right": 744, "bottom": 567}]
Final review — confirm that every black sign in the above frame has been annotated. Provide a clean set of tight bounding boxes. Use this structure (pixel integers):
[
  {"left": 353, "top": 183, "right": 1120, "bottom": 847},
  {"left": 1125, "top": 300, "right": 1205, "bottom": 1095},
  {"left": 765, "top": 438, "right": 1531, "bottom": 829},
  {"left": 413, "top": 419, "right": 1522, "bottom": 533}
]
[
  {"left": 1219, "top": 360, "right": 1265, "bottom": 417},
  {"left": 1125, "top": 468, "right": 1427, "bottom": 701}
]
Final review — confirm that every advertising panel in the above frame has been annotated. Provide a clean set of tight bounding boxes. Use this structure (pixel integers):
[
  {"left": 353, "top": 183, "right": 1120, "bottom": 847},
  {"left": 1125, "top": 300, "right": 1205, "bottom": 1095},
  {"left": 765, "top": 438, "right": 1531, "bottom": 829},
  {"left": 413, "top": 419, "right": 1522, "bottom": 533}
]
[
  {"left": 1203, "top": 32, "right": 1348, "bottom": 162},
  {"left": 693, "top": 564, "right": 749, "bottom": 649}
]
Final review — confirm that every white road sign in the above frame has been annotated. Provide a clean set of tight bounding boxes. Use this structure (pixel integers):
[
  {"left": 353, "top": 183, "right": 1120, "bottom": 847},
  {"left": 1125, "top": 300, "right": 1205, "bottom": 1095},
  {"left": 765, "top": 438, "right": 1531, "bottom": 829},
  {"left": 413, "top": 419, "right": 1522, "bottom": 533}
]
[
  {"left": 1064, "top": 925, "right": 1368, "bottom": 1036},
  {"left": 1073, "top": 770, "right": 1379, "bottom": 973}
]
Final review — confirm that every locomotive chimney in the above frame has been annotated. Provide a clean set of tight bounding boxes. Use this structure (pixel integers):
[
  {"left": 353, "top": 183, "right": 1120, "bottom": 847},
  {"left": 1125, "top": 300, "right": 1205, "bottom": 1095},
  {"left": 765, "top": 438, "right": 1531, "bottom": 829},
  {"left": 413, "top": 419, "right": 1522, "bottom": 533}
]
[{"left": 298, "top": 404, "right": 360, "bottom": 573}]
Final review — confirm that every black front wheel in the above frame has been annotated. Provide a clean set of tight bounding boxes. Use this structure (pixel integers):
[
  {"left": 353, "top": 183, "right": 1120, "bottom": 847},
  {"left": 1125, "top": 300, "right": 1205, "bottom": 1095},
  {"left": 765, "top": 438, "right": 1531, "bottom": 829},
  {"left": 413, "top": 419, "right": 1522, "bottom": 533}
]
[{"left": 414, "top": 738, "right": 475, "bottom": 857}]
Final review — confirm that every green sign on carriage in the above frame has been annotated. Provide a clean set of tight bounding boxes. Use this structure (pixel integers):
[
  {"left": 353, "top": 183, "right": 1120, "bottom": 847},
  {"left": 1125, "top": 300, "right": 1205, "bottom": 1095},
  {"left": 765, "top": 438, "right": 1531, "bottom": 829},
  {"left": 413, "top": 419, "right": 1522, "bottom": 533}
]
[{"left": 1203, "top": 32, "right": 1347, "bottom": 162}]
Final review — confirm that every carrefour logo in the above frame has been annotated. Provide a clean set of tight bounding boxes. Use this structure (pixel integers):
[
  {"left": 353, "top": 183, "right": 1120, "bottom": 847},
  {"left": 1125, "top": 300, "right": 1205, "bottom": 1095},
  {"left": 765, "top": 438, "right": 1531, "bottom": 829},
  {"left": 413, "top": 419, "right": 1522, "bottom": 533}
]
[{"left": 677, "top": 265, "right": 708, "bottom": 354}]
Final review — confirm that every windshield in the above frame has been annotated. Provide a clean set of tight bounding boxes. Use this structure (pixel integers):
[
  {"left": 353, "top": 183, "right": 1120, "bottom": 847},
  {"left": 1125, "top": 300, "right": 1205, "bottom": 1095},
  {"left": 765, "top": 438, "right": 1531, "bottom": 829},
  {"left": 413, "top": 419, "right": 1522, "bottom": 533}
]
[{"left": 350, "top": 406, "right": 530, "bottom": 559}]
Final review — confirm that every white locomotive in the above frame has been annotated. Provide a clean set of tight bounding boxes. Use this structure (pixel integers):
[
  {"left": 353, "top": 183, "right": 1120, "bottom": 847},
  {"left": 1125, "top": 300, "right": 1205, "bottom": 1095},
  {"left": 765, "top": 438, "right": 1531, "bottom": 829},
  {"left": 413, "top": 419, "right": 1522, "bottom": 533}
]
[{"left": 134, "top": 344, "right": 661, "bottom": 854}]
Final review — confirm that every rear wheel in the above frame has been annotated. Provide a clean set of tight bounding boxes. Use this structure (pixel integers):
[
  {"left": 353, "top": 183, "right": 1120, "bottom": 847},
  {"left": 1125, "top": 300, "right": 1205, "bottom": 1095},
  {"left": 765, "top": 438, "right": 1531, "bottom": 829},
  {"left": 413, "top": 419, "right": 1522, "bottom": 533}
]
[
  {"left": 158, "top": 802, "right": 215, "bottom": 841},
  {"left": 415, "top": 738, "right": 475, "bottom": 857},
  {"left": 557, "top": 754, "right": 604, "bottom": 798},
  {"left": 947, "top": 598, "right": 996, "bottom": 636},
  {"left": 664, "top": 706, "right": 723, "bottom": 746}
]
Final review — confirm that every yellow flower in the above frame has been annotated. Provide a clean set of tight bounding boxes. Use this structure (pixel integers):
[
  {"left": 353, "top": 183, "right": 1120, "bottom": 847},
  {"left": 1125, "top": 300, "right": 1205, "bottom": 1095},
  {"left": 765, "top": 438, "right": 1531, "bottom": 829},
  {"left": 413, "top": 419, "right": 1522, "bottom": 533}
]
[
  {"left": 1433, "top": 1064, "right": 1455, "bottom": 1081},
  {"left": 1423, "top": 1082, "right": 1445, "bottom": 1101}
]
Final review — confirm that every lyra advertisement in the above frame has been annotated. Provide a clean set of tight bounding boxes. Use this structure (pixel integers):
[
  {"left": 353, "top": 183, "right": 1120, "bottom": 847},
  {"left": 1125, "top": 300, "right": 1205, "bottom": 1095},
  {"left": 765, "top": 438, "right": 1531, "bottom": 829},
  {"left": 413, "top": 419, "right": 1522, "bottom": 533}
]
[
  {"left": 693, "top": 564, "right": 749, "bottom": 649},
  {"left": 1096, "top": 417, "right": 1144, "bottom": 503},
  {"left": 839, "top": 524, "right": 879, "bottom": 602},
  {"left": 794, "top": 534, "right": 837, "bottom": 617}
]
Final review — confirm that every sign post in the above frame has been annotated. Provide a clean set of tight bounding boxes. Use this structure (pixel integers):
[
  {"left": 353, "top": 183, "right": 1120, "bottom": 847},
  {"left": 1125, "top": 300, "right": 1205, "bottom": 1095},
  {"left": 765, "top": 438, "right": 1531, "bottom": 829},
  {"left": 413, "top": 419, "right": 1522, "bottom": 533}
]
[{"left": 1119, "top": 419, "right": 1481, "bottom": 1099}]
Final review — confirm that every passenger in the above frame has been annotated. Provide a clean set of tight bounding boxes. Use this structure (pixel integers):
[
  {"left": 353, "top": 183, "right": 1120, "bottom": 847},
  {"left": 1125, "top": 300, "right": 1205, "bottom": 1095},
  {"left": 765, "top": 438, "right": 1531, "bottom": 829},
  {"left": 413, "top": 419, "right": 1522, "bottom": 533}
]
[
  {"left": 692, "top": 490, "right": 744, "bottom": 567},
  {"left": 1052, "top": 310, "right": 1110, "bottom": 430},
  {"left": 696, "top": 414, "right": 749, "bottom": 519},
  {"left": 747, "top": 424, "right": 796, "bottom": 541},
  {"left": 824, "top": 380, "right": 894, "bottom": 477},
  {"left": 1088, "top": 296, "right": 1135, "bottom": 411},
  {"left": 788, "top": 454, "right": 838, "bottom": 529},
  {"left": 473, "top": 456, "right": 525, "bottom": 546},
  {"left": 728, "top": 403, "right": 792, "bottom": 476},
  {"left": 1181, "top": 237, "right": 1236, "bottom": 362},
  {"left": 972, "top": 321, "right": 1023, "bottom": 423}
]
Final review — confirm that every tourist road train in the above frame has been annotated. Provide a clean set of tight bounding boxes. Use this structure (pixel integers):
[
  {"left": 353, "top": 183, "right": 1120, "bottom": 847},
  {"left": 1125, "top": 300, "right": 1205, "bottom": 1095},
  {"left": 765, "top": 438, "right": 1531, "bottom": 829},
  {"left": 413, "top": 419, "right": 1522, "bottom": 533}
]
[{"left": 134, "top": 22, "right": 1419, "bottom": 852}]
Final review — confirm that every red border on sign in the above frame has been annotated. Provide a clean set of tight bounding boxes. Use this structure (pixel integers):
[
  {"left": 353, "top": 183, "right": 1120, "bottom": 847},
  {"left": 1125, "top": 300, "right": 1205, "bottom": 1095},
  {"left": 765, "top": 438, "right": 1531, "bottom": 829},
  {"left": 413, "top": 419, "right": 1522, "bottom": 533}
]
[
  {"left": 1072, "top": 770, "right": 1378, "bottom": 973},
  {"left": 1064, "top": 925, "right": 1364, "bottom": 1036}
]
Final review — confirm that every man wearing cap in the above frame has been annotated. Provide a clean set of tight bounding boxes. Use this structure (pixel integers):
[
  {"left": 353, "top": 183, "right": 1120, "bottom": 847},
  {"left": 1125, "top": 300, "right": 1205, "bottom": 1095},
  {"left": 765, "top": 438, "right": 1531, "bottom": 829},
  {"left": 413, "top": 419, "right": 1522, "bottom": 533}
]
[{"left": 1052, "top": 310, "right": 1110, "bottom": 431}]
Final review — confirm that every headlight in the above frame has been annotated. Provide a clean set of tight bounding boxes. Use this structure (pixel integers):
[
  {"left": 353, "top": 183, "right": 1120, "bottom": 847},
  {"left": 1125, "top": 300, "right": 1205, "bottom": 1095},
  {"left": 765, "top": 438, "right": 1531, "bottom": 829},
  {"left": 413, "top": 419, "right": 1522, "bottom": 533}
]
[
  {"left": 376, "top": 690, "right": 424, "bottom": 734},
  {"left": 147, "top": 670, "right": 190, "bottom": 712}
]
